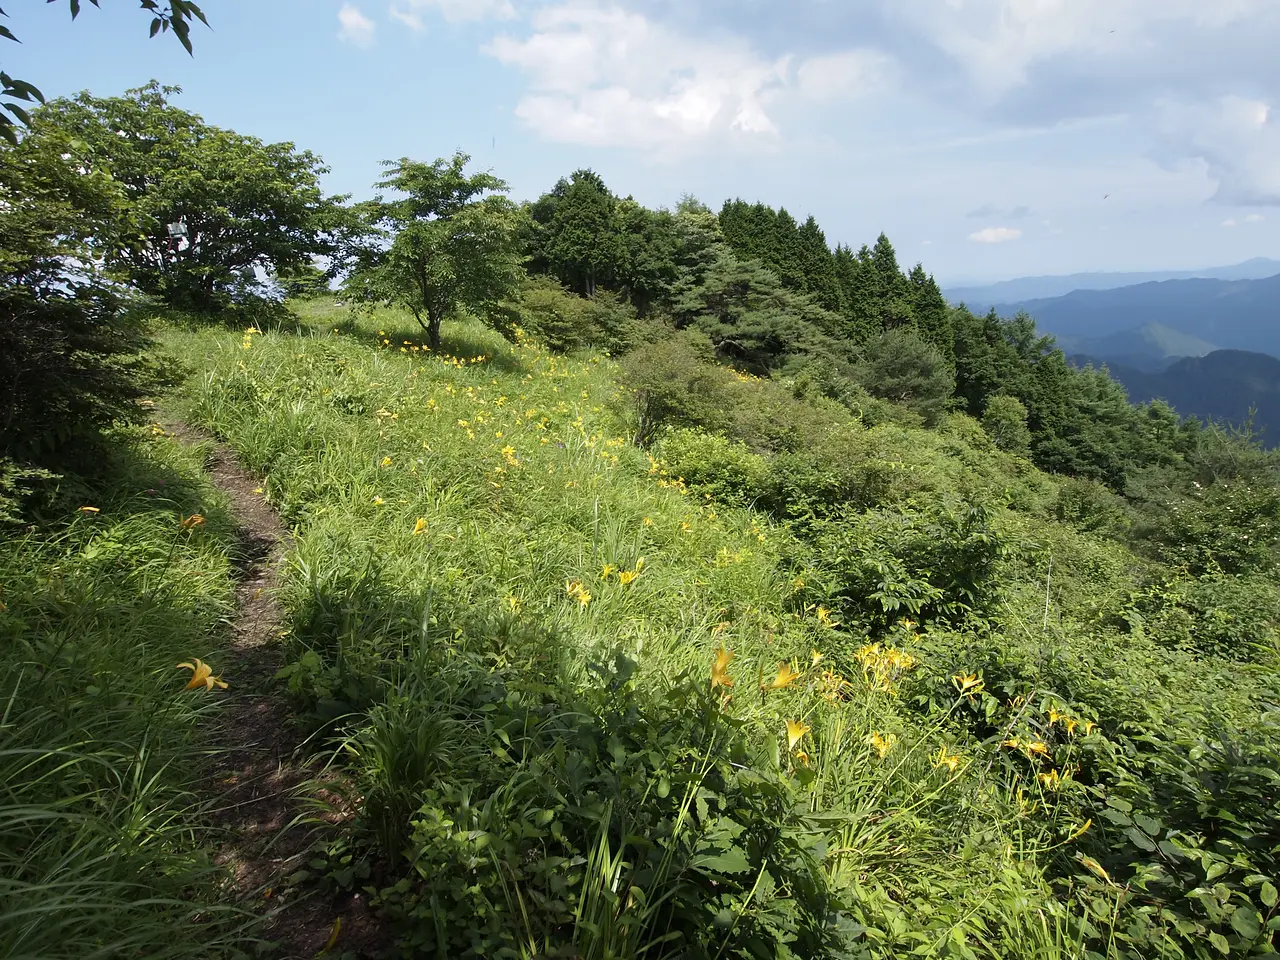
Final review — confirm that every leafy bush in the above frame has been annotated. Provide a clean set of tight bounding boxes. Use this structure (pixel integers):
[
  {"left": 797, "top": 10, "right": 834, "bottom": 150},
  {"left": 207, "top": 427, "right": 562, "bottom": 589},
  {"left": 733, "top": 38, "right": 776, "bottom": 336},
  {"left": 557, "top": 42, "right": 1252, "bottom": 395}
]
[
  {"left": 0, "top": 128, "right": 175, "bottom": 464},
  {"left": 655, "top": 429, "right": 768, "bottom": 507},
  {"left": 854, "top": 328, "right": 955, "bottom": 426},
  {"left": 983, "top": 394, "right": 1033, "bottom": 454},
  {"left": 618, "top": 331, "right": 736, "bottom": 445}
]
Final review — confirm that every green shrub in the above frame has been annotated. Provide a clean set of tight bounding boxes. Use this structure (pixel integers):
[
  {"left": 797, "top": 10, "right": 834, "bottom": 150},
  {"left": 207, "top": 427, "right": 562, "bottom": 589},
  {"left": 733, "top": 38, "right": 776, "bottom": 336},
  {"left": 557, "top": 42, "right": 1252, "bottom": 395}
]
[
  {"left": 617, "top": 331, "right": 736, "bottom": 445},
  {"left": 656, "top": 429, "right": 769, "bottom": 507},
  {"left": 982, "top": 394, "right": 1033, "bottom": 454}
]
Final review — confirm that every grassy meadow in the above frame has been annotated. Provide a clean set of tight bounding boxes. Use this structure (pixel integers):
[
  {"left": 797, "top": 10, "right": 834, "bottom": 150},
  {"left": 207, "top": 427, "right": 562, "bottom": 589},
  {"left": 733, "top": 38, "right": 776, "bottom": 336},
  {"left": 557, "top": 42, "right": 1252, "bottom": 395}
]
[
  {"left": 0, "top": 427, "right": 247, "bottom": 959},
  {"left": 137, "top": 300, "right": 1280, "bottom": 958}
]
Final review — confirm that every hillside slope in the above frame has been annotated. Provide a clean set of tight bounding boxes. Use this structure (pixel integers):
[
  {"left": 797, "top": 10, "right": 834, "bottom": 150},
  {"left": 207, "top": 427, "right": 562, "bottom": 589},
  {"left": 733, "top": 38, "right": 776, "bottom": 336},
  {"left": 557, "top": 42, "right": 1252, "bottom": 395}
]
[
  {"left": 947, "top": 257, "right": 1280, "bottom": 309},
  {"left": 151, "top": 301, "right": 1280, "bottom": 959},
  {"left": 1098, "top": 349, "right": 1280, "bottom": 444},
  {"left": 984, "top": 273, "right": 1280, "bottom": 355}
]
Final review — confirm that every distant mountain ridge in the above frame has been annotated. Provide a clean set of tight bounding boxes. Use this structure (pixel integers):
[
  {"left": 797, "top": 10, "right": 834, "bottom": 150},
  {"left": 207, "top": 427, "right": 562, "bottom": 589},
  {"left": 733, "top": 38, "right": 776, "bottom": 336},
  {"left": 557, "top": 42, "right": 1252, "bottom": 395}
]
[
  {"left": 1058, "top": 322, "right": 1218, "bottom": 373},
  {"left": 1091, "top": 350, "right": 1280, "bottom": 447},
  {"left": 947, "top": 257, "right": 1280, "bottom": 310},
  {"left": 985, "top": 273, "right": 1280, "bottom": 357}
]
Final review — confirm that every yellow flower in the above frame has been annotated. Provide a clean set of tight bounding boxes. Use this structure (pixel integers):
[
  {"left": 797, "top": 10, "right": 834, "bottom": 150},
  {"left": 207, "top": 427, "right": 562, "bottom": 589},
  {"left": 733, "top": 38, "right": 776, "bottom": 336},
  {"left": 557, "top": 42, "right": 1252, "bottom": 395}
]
[
  {"left": 177, "top": 658, "right": 227, "bottom": 691},
  {"left": 1002, "top": 737, "right": 1022, "bottom": 749},
  {"left": 78, "top": 505, "right": 100, "bottom": 514},
  {"left": 815, "top": 605, "right": 835, "bottom": 627},
  {"left": 642, "top": 516, "right": 653, "bottom": 526},
  {"left": 181, "top": 514, "right": 206, "bottom": 530},
  {"left": 1067, "top": 818, "right": 1093, "bottom": 842},
  {"left": 1080, "top": 855, "right": 1112, "bottom": 885},
  {"left": 868, "top": 731, "right": 896, "bottom": 759},
  {"left": 1062, "top": 716, "right": 1080, "bottom": 736},
  {"left": 785, "top": 719, "right": 810, "bottom": 751},
  {"left": 810, "top": 649, "right": 823, "bottom": 667},
  {"left": 504, "top": 594, "right": 522, "bottom": 612},
  {"left": 952, "top": 673, "right": 984, "bottom": 696},
  {"left": 819, "top": 670, "right": 847, "bottom": 702},
  {"left": 767, "top": 662, "right": 801, "bottom": 690},
  {"left": 373, "top": 496, "right": 385, "bottom": 506},
  {"left": 794, "top": 749, "right": 810, "bottom": 765},
  {"left": 577, "top": 590, "right": 592, "bottom": 608},
  {"left": 601, "top": 563, "right": 618, "bottom": 579},
  {"left": 1025, "top": 741, "right": 1050, "bottom": 756},
  {"left": 618, "top": 570, "right": 638, "bottom": 586},
  {"left": 635, "top": 558, "right": 645, "bottom": 571},
  {"left": 412, "top": 518, "right": 428, "bottom": 535},
  {"left": 932, "top": 746, "right": 962, "bottom": 773},
  {"left": 711, "top": 647, "right": 734, "bottom": 689},
  {"left": 1038, "top": 768, "right": 1062, "bottom": 791},
  {"left": 381, "top": 456, "right": 392, "bottom": 467}
]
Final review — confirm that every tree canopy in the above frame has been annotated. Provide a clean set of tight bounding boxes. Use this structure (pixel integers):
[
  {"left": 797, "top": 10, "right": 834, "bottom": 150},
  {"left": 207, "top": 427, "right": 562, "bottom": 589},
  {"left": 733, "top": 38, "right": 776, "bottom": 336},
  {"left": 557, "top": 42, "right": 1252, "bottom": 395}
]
[
  {"left": 342, "top": 152, "right": 526, "bottom": 351},
  {"left": 30, "top": 83, "right": 349, "bottom": 311}
]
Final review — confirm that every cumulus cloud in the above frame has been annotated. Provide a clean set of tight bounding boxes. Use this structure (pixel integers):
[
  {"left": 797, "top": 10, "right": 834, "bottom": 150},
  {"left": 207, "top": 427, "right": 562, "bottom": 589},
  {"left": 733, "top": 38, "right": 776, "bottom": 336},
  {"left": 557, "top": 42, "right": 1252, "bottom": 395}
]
[
  {"left": 394, "top": 0, "right": 515, "bottom": 24},
  {"left": 969, "top": 227, "right": 1023, "bottom": 243},
  {"left": 338, "top": 3, "right": 376, "bottom": 47},
  {"left": 485, "top": 3, "right": 795, "bottom": 149},
  {"left": 389, "top": 5, "right": 425, "bottom": 30},
  {"left": 886, "top": 0, "right": 1276, "bottom": 102},
  {"left": 967, "top": 202, "right": 1031, "bottom": 220},
  {"left": 1155, "top": 96, "right": 1280, "bottom": 205},
  {"left": 796, "top": 50, "right": 894, "bottom": 101}
]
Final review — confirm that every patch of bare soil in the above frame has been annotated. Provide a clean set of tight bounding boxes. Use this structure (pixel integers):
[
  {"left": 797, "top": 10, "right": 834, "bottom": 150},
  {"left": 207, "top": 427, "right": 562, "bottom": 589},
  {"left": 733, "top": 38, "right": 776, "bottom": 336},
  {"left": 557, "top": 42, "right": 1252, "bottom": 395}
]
[{"left": 163, "top": 419, "right": 391, "bottom": 959}]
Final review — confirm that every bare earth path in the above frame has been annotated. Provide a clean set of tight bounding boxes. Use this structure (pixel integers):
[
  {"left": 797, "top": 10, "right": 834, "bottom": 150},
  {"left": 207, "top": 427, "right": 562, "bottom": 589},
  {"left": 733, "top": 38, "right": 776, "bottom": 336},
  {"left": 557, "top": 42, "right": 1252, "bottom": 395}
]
[{"left": 163, "top": 418, "right": 388, "bottom": 959}]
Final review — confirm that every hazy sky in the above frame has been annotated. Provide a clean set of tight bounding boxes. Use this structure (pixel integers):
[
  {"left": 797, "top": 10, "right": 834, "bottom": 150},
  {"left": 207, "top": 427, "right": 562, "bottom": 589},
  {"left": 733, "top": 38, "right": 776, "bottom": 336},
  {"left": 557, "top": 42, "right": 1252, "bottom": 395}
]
[{"left": 9, "top": 0, "right": 1280, "bottom": 283}]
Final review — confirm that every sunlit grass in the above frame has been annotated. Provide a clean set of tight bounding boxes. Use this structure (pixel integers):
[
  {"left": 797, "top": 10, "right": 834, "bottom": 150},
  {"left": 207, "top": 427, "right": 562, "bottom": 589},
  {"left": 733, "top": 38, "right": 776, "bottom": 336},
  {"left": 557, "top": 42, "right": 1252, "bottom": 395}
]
[{"left": 0, "top": 429, "right": 247, "bottom": 958}]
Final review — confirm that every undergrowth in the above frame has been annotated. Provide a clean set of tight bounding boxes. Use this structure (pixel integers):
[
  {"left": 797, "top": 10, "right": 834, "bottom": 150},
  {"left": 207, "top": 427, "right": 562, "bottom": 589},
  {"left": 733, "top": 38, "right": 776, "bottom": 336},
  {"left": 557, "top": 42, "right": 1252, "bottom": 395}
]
[
  {"left": 156, "top": 301, "right": 1280, "bottom": 959},
  {"left": 0, "top": 426, "right": 247, "bottom": 959}
]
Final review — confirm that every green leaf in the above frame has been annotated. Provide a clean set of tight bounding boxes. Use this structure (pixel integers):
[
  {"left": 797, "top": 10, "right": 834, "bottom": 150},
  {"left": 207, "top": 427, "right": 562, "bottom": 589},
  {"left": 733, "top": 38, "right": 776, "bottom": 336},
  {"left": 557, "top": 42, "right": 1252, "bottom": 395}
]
[
  {"left": 693, "top": 846, "right": 751, "bottom": 875},
  {"left": 149, "top": 16, "right": 161, "bottom": 37},
  {"left": 1261, "top": 881, "right": 1278, "bottom": 909},
  {"left": 70, "top": 0, "right": 81, "bottom": 18},
  {"left": 1209, "top": 932, "right": 1230, "bottom": 954},
  {"left": 1230, "top": 906, "right": 1261, "bottom": 940}
]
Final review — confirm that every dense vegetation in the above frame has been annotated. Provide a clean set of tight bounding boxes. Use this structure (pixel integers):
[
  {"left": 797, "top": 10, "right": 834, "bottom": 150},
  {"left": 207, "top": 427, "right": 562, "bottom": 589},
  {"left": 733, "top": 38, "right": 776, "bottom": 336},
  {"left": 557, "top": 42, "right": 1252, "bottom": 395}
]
[{"left": 3, "top": 66, "right": 1279, "bottom": 960}]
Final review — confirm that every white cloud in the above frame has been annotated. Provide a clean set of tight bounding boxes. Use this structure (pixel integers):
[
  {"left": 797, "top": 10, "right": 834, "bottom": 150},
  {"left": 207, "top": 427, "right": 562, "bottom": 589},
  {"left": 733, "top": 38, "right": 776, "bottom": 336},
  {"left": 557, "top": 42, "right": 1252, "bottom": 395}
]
[
  {"left": 1156, "top": 96, "right": 1280, "bottom": 205},
  {"left": 887, "top": 0, "right": 1273, "bottom": 100},
  {"left": 1245, "top": 212, "right": 1266, "bottom": 222},
  {"left": 338, "top": 3, "right": 376, "bottom": 47},
  {"left": 796, "top": 50, "right": 893, "bottom": 101},
  {"left": 389, "top": 5, "right": 425, "bottom": 30},
  {"left": 396, "top": 0, "right": 515, "bottom": 24},
  {"left": 969, "top": 226, "right": 1023, "bottom": 243},
  {"left": 485, "top": 3, "right": 795, "bottom": 149},
  {"left": 1223, "top": 218, "right": 1239, "bottom": 227}
]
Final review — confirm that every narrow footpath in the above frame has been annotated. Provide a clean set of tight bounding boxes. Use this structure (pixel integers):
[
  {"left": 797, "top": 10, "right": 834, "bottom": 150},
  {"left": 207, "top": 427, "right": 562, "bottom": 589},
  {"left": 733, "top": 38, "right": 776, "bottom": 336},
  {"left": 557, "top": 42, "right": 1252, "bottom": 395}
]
[{"left": 163, "top": 419, "right": 388, "bottom": 959}]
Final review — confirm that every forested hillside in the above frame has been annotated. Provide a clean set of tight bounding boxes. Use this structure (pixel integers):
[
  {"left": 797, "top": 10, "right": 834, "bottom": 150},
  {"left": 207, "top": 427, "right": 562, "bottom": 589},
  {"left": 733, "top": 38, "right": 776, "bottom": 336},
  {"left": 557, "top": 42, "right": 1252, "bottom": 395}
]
[{"left": 4, "top": 71, "right": 1280, "bottom": 960}]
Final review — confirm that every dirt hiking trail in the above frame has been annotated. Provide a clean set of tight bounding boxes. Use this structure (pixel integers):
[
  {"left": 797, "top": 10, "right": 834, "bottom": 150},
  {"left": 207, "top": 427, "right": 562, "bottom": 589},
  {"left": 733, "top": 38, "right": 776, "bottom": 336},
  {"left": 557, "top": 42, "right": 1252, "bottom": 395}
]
[{"left": 164, "top": 419, "right": 388, "bottom": 959}]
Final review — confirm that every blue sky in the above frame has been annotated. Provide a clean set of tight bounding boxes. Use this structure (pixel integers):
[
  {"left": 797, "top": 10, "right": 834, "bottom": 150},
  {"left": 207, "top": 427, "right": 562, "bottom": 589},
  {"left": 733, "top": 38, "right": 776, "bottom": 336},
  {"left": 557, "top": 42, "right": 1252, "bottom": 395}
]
[{"left": 8, "top": 0, "right": 1280, "bottom": 283}]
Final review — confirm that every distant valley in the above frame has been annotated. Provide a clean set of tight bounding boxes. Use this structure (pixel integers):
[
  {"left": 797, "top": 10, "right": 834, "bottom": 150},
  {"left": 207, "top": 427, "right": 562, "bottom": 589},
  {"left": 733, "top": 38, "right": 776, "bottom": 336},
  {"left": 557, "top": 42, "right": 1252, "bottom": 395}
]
[{"left": 947, "top": 263, "right": 1280, "bottom": 443}]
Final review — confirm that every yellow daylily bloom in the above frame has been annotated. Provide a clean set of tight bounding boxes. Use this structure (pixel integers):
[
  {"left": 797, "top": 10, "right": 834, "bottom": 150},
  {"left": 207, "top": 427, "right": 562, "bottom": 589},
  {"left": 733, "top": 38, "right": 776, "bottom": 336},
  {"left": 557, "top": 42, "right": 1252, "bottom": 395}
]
[
  {"left": 711, "top": 647, "right": 734, "bottom": 689},
  {"left": 601, "top": 563, "right": 618, "bottom": 579},
  {"left": 810, "top": 649, "right": 823, "bottom": 667},
  {"left": 1025, "top": 741, "right": 1050, "bottom": 756},
  {"left": 767, "top": 662, "right": 801, "bottom": 690},
  {"left": 177, "top": 658, "right": 227, "bottom": 691},
  {"left": 1067, "top": 818, "right": 1093, "bottom": 842},
  {"left": 932, "top": 746, "right": 962, "bottom": 773},
  {"left": 1080, "top": 855, "right": 1112, "bottom": 885},
  {"left": 1039, "top": 768, "right": 1062, "bottom": 790},
  {"left": 181, "top": 514, "right": 206, "bottom": 530},
  {"left": 618, "top": 570, "right": 638, "bottom": 586},
  {"left": 78, "top": 505, "right": 100, "bottom": 514},
  {"left": 785, "top": 719, "right": 810, "bottom": 751},
  {"left": 380, "top": 456, "right": 392, "bottom": 467},
  {"left": 794, "top": 749, "right": 810, "bottom": 765},
  {"left": 952, "top": 673, "right": 984, "bottom": 696},
  {"left": 868, "top": 731, "right": 896, "bottom": 759},
  {"left": 412, "top": 518, "right": 428, "bottom": 535}
]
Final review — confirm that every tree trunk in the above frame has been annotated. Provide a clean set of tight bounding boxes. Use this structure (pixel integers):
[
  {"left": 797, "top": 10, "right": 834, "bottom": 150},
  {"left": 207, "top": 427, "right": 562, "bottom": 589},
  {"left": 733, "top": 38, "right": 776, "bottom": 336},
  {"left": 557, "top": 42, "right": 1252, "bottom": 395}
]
[{"left": 427, "top": 308, "right": 443, "bottom": 353}]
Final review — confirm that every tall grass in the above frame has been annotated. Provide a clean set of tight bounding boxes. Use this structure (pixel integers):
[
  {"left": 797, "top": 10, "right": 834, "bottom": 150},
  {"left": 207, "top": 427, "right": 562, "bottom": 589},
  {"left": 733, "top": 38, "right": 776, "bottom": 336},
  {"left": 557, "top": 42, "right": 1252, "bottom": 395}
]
[
  {"left": 0, "top": 429, "right": 246, "bottom": 959},
  {"left": 155, "top": 305, "right": 1110, "bottom": 956}
]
